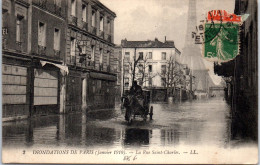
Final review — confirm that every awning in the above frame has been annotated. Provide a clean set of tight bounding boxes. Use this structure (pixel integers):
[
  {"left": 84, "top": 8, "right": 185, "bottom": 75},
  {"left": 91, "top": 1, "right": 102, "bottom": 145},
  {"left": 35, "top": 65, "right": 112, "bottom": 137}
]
[
  {"left": 40, "top": 60, "right": 69, "bottom": 75},
  {"left": 90, "top": 72, "right": 117, "bottom": 81}
]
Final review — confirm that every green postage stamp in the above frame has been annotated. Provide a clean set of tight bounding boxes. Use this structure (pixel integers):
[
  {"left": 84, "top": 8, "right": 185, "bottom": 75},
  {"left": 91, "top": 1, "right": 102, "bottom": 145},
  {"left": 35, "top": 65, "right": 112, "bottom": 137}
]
[{"left": 204, "top": 23, "right": 239, "bottom": 62}]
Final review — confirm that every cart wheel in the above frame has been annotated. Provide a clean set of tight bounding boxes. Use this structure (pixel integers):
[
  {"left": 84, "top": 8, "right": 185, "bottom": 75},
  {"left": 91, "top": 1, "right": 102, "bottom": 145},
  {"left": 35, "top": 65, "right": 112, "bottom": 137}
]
[{"left": 150, "top": 106, "right": 153, "bottom": 120}]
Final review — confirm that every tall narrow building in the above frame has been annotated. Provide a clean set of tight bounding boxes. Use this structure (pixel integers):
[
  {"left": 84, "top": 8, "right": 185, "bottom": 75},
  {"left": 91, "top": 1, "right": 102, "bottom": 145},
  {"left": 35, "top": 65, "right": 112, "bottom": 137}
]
[{"left": 182, "top": 0, "right": 210, "bottom": 97}]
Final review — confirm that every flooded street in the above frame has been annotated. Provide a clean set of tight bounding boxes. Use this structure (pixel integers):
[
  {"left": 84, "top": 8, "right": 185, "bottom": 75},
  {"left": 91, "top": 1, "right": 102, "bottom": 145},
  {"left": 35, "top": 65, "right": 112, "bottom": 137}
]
[{"left": 2, "top": 98, "right": 254, "bottom": 149}]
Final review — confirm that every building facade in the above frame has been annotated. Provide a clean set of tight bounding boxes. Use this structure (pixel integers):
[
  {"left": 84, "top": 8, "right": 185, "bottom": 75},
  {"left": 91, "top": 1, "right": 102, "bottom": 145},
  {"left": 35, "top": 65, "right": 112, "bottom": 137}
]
[
  {"left": 121, "top": 38, "right": 191, "bottom": 101},
  {"left": 2, "top": 0, "right": 31, "bottom": 120},
  {"left": 65, "top": 0, "right": 117, "bottom": 111},
  {"left": 214, "top": 0, "right": 258, "bottom": 140},
  {"left": 2, "top": 0, "right": 117, "bottom": 121},
  {"left": 31, "top": 0, "right": 66, "bottom": 115}
]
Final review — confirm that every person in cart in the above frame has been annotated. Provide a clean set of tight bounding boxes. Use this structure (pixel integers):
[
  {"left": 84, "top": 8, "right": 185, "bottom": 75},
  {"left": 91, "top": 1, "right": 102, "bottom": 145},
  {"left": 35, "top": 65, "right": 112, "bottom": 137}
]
[{"left": 129, "top": 81, "right": 145, "bottom": 110}]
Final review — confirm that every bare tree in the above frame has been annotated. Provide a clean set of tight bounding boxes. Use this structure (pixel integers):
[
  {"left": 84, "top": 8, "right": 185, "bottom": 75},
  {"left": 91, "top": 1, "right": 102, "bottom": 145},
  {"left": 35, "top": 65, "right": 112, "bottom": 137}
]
[
  {"left": 159, "top": 56, "right": 186, "bottom": 95},
  {"left": 136, "top": 53, "right": 157, "bottom": 86}
]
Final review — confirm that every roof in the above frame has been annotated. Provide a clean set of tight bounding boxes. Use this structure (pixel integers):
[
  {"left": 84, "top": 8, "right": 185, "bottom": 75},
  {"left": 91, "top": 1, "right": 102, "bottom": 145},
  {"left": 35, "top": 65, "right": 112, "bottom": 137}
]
[
  {"left": 91, "top": 0, "right": 116, "bottom": 17},
  {"left": 121, "top": 38, "right": 175, "bottom": 48}
]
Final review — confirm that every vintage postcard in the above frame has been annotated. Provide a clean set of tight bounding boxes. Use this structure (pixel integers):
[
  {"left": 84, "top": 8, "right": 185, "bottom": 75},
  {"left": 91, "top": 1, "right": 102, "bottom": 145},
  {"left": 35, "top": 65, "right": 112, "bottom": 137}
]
[{"left": 2, "top": 0, "right": 258, "bottom": 164}]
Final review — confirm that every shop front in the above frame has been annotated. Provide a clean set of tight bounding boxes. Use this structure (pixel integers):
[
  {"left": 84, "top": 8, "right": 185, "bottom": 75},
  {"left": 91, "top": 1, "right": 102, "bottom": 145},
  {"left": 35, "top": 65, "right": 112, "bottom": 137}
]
[
  {"left": 87, "top": 72, "right": 117, "bottom": 110},
  {"left": 32, "top": 64, "right": 60, "bottom": 115}
]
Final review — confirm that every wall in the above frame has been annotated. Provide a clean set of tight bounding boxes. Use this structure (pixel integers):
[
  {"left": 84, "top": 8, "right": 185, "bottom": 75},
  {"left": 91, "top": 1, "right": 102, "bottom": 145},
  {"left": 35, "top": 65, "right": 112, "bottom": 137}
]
[
  {"left": 31, "top": 6, "right": 66, "bottom": 61},
  {"left": 2, "top": 0, "right": 29, "bottom": 53},
  {"left": 122, "top": 47, "right": 180, "bottom": 88}
]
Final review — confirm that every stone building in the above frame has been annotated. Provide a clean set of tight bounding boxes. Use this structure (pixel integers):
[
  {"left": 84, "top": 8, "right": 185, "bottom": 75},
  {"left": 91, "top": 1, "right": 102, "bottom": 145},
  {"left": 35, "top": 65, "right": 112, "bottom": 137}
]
[
  {"left": 120, "top": 38, "right": 191, "bottom": 102},
  {"left": 2, "top": 0, "right": 117, "bottom": 121},
  {"left": 214, "top": 0, "right": 258, "bottom": 140},
  {"left": 2, "top": 0, "right": 31, "bottom": 120},
  {"left": 31, "top": 0, "right": 67, "bottom": 115},
  {"left": 65, "top": 0, "right": 117, "bottom": 111}
]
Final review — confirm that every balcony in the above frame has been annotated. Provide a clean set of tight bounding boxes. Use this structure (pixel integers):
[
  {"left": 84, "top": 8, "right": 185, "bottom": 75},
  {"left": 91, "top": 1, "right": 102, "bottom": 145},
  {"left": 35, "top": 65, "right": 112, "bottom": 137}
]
[
  {"left": 70, "top": 15, "right": 77, "bottom": 26},
  {"left": 87, "top": 60, "right": 95, "bottom": 69},
  {"left": 37, "top": 45, "right": 46, "bottom": 55},
  {"left": 91, "top": 26, "right": 97, "bottom": 35},
  {"left": 2, "top": 38, "right": 7, "bottom": 50},
  {"left": 34, "top": 0, "right": 47, "bottom": 9},
  {"left": 107, "top": 34, "right": 111, "bottom": 42},
  {"left": 99, "top": 63, "right": 103, "bottom": 71},
  {"left": 70, "top": 56, "right": 76, "bottom": 65},
  {"left": 107, "top": 65, "right": 110, "bottom": 72},
  {"left": 53, "top": 49, "right": 61, "bottom": 59},
  {"left": 15, "top": 41, "right": 22, "bottom": 52},
  {"left": 99, "top": 30, "right": 104, "bottom": 39},
  {"left": 82, "top": 21, "right": 88, "bottom": 31},
  {"left": 54, "top": 4, "right": 62, "bottom": 16}
]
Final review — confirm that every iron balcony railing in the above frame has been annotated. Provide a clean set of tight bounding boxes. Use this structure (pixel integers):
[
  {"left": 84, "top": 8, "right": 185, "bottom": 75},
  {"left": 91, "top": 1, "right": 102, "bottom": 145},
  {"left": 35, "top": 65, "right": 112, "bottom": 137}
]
[
  {"left": 2, "top": 38, "right": 7, "bottom": 50},
  {"left": 15, "top": 41, "right": 22, "bottom": 52},
  {"left": 107, "top": 65, "right": 110, "bottom": 72},
  {"left": 99, "top": 63, "right": 103, "bottom": 71},
  {"left": 53, "top": 49, "right": 61, "bottom": 59},
  {"left": 107, "top": 34, "right": 111, "bottom": 42},
  {"left": 38, "top": 45, "right": 46, "bottom": 55},
  {"left": 99, "top": 30, "right": 104, "bottom": 39},
  {"left": 70, "top": 15, "right": 78, "bottom": 26},
  {"left": 54, "top": 4, "right": 62, "bottom": 16},
  {"left": 37, "top": 0, "right": 47, "bottom": 9},
  {"left": 87, "top": 60, "right": 95, "bottom": 69},
  {"left": 82, "top": 21, "right": 88, "bottom": 31},
  {"left": 91, "top": 26, "right": 97, "bottom": 35},
  {"left": 70, "top": 56, "right": 76, "bottom": 65}
]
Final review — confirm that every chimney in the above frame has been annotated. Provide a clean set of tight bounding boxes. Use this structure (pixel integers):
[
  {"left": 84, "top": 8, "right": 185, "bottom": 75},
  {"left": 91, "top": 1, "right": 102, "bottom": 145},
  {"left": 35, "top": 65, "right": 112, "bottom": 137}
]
[
  {"left": 165, "top": 36, "right": 166, "bottom": 43},
  {"left": 155, "top": 37, "right": 158, "bottom": 42}
]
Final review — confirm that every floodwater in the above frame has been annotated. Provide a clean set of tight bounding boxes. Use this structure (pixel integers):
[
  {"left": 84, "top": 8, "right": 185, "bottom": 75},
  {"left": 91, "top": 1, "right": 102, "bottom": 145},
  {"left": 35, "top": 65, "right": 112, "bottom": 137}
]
[{"left": 2, "top": 98, "right": 256, "bottom": 149}]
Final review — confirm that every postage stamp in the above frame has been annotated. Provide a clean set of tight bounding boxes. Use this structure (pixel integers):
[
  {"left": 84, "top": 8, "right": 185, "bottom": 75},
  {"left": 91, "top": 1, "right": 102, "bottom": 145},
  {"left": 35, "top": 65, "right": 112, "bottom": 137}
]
[{"left": 204, "top": 23, "right": 239, "bottom": 61}]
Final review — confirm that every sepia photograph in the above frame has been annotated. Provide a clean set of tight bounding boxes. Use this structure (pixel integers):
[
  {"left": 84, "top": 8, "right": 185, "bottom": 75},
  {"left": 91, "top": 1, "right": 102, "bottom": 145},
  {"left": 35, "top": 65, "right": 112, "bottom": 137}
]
[{"left": 1, "top": 0, "right": 258, "bottom": 164}]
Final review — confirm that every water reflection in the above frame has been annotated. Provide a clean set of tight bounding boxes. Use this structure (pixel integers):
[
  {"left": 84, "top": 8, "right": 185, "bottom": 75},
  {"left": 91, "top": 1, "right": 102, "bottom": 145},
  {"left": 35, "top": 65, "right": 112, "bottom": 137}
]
[
  {"left": 123, "top": 128, "right": 150, "bottom": 147},
  {"left": 2, "top": 98, "right": 256, "bottom": 149}
]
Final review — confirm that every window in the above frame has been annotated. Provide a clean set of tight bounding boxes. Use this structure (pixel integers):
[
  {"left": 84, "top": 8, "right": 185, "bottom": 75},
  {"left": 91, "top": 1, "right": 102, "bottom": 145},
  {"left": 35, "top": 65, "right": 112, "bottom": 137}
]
[
  {"left": 54, "top": 0, "right": 61, "bottom": 7},
  {"left": 91, "top": 10, "right": 96, "bottom": 27},
  {"left": 91, "top": 45, "right": 95, "bottom": 61},
  {"left": 107, "top": 19, "right": 111, "bottom": 33},
  {"left": 70, "top": 37, "right": 76, "bottom": 56},
  {"left": 161, "top": 78, "right": 166, "bottom": 87},
  {"left": 124, "top": 65, "right": 129, "bottom": 73},
  {"left": 16, "top": 18, "right": 22, "bottom": 42},
  {"left": 71, "top": 0, "right": 76, "bottom": 16},
  {"left": 125, "top": 52, "right": 130, "bottom": 61},
  {"left": 149, "top": 77, "right": 152, "bottom": 86},
  {"left": 148, "top": 52, "right": 152, "bottom": 59},
  {"left": 138, "top": 78, "right": 143, "bottom": 86},
  {"left": 82, "top": 5, "right": 87, "bottom": 22},
  {"left": 125, "top": 78, "right": 129, "bottom": 87},
  {"left": 38, "top": 22, "right": 46, "bottom": 46},
  {"left": 138, "top": 52, "right": 143, "bottom": 60},
  {"left": 107, "top": 50, "right": 110, "bottom": 65},
  {"left": 100, "top": 48, "right": 103, "bottom": 64},
  {"left": 148, "top": 65, "right": 152, "bottom": 72},
  {"left": 82, "top": 45, "right": 87, "bottom": 54},
  {"left": 162, "top": 52, "right": 166, "bottom": 60},
  {"left": 139, "top": 64, "right": 143, "bottom": 73},
  {"left": 100, "top": 16, "right": 104, "bottom": 31},
  {"left": 54, "top": 28, "right": 60, "bottom": 51},
  {"left": 161, "top": 65, "right": 166, "bottom": 74}
]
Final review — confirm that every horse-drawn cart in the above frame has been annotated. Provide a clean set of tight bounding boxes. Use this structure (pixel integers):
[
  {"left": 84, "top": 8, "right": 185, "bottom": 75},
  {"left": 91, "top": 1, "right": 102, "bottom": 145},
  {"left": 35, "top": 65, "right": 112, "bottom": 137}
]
[{"left": 122, "top": 90, "right": 153, "bottom": 124}]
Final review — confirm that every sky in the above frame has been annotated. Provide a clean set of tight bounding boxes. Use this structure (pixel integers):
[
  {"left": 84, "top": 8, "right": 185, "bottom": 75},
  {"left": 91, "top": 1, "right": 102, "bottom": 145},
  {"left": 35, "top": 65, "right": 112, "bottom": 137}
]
[
  {"left": 100, "top": 0, "right": 235, "bottom": 49},
  {"left": 100, "top": 0, "right": 236, "bottom": 85}
]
